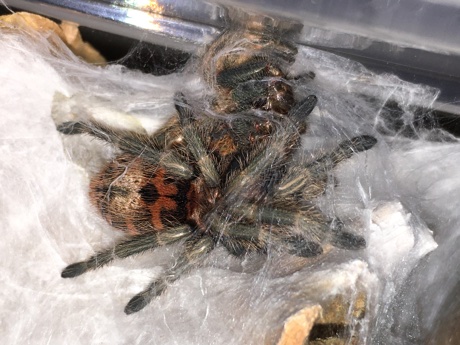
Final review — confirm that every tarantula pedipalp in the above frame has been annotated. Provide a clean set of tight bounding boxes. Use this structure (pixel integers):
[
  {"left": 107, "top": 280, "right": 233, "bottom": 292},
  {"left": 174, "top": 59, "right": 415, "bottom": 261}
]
[{"left": 58, "top": 90, "right": 376, "bottom": 314}]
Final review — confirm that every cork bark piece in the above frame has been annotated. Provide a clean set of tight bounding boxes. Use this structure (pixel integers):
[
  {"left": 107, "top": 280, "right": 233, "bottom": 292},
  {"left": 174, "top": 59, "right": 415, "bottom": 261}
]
[
  {"left": 0, "top": 12, "right": 106, "bottom": 65},
  {"left": 277, "top": 291, "right": 367, "bottom": 345}
]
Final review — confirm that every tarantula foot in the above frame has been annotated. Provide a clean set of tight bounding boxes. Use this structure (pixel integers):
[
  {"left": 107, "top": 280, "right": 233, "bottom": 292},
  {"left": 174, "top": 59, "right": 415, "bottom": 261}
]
[
  {"left": 61, "top": 262, "right": 88, "bottom": 278},
  {"left": 289, "top": 95, "right": 318, "bottom": 118},
  {"left": 174, "top": 92, "right": 194, "bottom": 125},
  {"left": 331, "top": 231, "right": 366, "bottom": 250},
  {"left": 293, "top": 71, "right": 316, "bottom": 81},
  {"left": 56, "top": 121, "right": 87, "bottom": 135},
  {"left": 226, "top": 244, "right": 247, "bottom": 257},
  {"left": 125, "top": 281, "right": 167, "bottom": 314},
  {"left": 286, "top": 95, "right": 317, "bottom": 132},
  {"left": 286, "top": 235, "right": 323, "bottom": 258},
  {"left": 125, "top": 291, "right": 151, "bottom": 315},
  {"left": 350, "top": 135, "right": 378, "bottom": 152}
]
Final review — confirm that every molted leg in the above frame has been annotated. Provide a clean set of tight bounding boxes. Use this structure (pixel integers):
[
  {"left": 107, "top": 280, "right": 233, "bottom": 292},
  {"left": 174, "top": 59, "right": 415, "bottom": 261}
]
[
  {"left": 231, "top": 79, "right": 269, "bottom": 111},
  {"left": 61, "top": 225, "right": 193, "bottom": 278},
  {"left": 215, "top": 56, "right": 296, "bottom": 114},
  {"left": 124, "top": 235, "right": 215, "bottom": 314},
  {"left": 230, "top": 79, "right": 295, "bottom": 115},
  {"left": 216, "top": 57, "right": 273, "bottom": 89}
]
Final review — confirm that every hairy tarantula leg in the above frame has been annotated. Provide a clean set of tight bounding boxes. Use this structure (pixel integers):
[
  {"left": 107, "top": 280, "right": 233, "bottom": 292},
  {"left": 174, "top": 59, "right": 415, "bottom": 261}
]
[
  {"left": 329, "top": 219, "right": 366, "bottom": 250},
  {"left": 223, "top": 125, "right": 301, "bottom": 199},
  {"left": 233, "top": 204, "right": 365, "bottom": 255},
  {"left": 124, "top": 235, "right": 215, "bottom": 314},
  {"left": 236, "top": 201, "right": 367, "bottom": 256},
  {"left": 288, "top": 95, "right": 317, "bottom": 132},
  {"left": 222, "top": 223, "right": 323, "bottom": 258},
  {"left": 206, "top": 213, "right": 267, "bottom": 257},
  {"left": 308, "top": 135, "right": 377, "bottom": 177},
  {"left": 217, "top": 204, "right": 328, "bottom": 258},
  {"left": 219, "top": 233, "right": 265, "bottom": 257},
  {"left": 284, "top": 235, "right": 323, "bottom": 257},
  {"left": 274, "top": 164, "right": 327, "bottom": 201},
  {"left": 57, "top": 121, "right": 150, "bottom": 151},
  {"left": 57, "top": 121, "right": 193, "bottom": 179},
  {"left": 230, "top": 80, "right": 270, "bottom": 111},
  {"left": 174, "top": 93, "right": 220, "bottom": 187},
  {"left": 61, "top": 225, "right": 193, "bottom": 278},
  {"left": 57, "top": 121, "right": 91, "bottom": 136},
  {"left": 216, "top": 57, "right": 279, "bottom": 89},
  {"left": 272, "top": 135, "right": 377, "bottom": 224}
]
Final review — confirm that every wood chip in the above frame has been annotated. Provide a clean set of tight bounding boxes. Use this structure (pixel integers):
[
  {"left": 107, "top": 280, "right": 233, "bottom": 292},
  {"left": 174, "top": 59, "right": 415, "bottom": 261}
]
[
  {"left": 277, "top": 305, "right": 322, "bottom": 345},
  {"left": 0, "top": 12, "right": 106, "bottom": 65}
]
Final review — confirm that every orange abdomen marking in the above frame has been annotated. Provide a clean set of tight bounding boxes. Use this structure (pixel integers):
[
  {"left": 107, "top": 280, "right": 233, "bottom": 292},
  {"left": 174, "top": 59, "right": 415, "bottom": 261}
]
[
  {"left": 89, "top": 154, "right": 190, "bottom": 235},
  {"left": 141, "top": 169, "right": 180, "bottom": 230}
]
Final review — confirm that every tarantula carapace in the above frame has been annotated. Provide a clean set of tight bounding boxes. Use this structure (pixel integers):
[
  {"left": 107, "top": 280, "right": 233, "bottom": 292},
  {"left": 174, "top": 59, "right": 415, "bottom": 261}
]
[{"left": 58, "top": 88, "right": 376, "bottom": 314}]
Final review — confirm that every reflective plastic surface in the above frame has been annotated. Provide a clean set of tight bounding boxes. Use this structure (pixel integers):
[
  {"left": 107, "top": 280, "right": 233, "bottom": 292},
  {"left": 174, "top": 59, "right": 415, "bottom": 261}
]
[
  {"left": 3, "top": 0, "right": 225, "bottom": 51},
  {"left": 3, "top": 0, "right": 460, "bottom": 113}
]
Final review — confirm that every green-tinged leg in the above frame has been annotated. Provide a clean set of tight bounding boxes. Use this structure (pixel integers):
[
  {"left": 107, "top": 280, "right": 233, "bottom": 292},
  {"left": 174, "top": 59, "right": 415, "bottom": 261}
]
[
  {"left": 61, "top": 225, "right": 193, "bottom": 278},
  {"left": 124, "top": 235, "right": 215, "bottom": 314}
]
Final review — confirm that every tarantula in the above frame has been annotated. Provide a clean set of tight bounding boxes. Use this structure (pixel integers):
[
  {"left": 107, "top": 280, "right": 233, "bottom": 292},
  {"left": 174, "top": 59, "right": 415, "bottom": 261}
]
[
  {"left": 58, "top": 15, "right": 376, "bottom": 315},
  {"left": 58, "top": 87, "right": 376, "bottom": 314}
]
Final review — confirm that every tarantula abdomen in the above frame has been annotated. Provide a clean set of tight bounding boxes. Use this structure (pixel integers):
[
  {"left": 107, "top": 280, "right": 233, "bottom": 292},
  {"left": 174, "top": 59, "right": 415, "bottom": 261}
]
[{"left": 88, "top": 153, "right": 191, "bottom": 235}]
